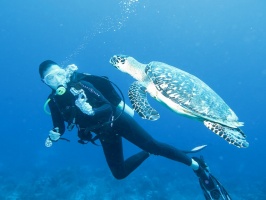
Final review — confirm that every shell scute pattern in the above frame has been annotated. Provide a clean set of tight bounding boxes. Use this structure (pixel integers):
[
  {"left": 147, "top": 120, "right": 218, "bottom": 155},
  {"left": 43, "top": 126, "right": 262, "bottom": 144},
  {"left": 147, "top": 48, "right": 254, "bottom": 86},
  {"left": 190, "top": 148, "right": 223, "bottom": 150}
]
[{"left": 145, "top": 62, "right": 238, "bottom": 125}]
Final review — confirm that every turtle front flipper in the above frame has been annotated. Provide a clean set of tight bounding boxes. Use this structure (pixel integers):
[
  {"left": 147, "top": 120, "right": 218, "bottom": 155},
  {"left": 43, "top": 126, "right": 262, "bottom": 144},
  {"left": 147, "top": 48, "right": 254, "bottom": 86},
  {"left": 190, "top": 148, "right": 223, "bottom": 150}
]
[
  {"left": 203, "top": 121, "right": 249, "bottom": 148},
  {"left": 129, "top": 81, "right": 160, "bottom": 121}
]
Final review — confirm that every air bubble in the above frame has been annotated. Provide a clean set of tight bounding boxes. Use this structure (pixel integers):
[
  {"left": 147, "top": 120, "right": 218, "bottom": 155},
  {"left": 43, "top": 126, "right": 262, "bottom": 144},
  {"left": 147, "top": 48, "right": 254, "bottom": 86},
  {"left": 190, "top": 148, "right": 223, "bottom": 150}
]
[{"left": 61, "top": 0, "right": 141, "bottom": 66}]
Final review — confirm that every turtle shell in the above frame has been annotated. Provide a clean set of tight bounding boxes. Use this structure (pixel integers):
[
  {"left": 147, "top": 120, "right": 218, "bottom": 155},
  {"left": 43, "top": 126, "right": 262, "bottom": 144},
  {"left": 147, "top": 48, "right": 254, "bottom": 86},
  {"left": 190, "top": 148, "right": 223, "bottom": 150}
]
[{"left": 145, "top": 61, "right": 242, "bottom": 128}]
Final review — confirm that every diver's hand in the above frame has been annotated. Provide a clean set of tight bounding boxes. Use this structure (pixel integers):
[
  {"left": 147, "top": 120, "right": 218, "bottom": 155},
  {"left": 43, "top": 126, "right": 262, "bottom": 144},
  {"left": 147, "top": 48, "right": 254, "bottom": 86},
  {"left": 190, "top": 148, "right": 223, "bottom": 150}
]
[
  {"left": 45, "top": 127, "right": 60, "bottom": 147},
  {"left": 75, "top": 96, "right": 95, "bottom": 116},
  {"left": 79, "top": 103, "right": 95, "bottom": 116},
  {"left": 70, "top": 87, "right": 95, "bottom": 116},
  {"left": 49, "top": 129, "right": 61, "bottom": 141}
]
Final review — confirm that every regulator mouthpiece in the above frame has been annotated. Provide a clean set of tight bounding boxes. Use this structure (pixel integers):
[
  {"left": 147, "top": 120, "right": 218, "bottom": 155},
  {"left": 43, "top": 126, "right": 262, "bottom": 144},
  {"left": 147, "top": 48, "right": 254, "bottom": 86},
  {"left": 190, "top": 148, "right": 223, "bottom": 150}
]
[{"left": 56, "top": 85, "right": 66, "bottom": 95}]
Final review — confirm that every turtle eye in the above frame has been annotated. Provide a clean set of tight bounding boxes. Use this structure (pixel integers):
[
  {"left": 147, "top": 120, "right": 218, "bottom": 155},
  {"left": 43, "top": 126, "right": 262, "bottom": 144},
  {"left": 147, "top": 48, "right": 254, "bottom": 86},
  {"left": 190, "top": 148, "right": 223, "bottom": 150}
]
[
  {"left": 120, "top": 58, "right": 125, "bottom": 64},
  {"left": 110, "top": 55, "right": 127, "bottom": 68},
  {"left": 116, "top": 56, "right": 125, "bottom": 65},
  {"left": 116, "top": 55, "right": 127, "bottom": 63}
]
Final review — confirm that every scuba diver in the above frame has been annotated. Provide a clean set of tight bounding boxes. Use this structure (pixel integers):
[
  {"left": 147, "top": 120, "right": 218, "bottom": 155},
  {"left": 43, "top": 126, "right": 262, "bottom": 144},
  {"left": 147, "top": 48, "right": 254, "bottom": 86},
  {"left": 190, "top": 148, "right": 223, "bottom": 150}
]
[{"left": 39, "top": 60, "right": 232, "bottom": 199}]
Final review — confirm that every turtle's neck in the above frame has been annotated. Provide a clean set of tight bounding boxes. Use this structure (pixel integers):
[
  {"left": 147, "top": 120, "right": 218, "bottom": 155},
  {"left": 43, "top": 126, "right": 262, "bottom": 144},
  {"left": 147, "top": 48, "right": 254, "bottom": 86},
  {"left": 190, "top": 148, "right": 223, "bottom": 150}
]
[
  {"left": 131, "top": 63, "right": 147, "bottom": 81},
  {"left": 126, "top": 57, "right": 147, "bottom": 82}
]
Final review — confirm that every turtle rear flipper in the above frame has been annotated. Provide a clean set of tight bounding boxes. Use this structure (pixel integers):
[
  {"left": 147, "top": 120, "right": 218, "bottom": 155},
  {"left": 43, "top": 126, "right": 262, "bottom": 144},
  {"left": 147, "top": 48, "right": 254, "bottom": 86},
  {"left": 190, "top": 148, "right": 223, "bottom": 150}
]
[
  {"left": 203, "top": 121, "right": 249, "bottom": 148},
  {"left": 129, "top": 81, "right": 160, "bottom": 121}
]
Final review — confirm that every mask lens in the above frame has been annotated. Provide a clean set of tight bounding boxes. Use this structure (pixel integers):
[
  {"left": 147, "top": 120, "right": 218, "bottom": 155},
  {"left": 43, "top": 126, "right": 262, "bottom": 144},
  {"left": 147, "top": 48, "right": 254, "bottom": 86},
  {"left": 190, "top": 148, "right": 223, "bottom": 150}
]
[{"left": 43, "top": 69, "right": 66, "bottom": 85}]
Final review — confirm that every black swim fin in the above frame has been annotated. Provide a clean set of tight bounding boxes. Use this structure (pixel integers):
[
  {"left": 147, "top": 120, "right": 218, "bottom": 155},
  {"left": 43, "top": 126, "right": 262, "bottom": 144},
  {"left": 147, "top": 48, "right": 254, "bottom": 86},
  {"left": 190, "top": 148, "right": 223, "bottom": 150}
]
[
  {"left": 193, "top": 156, "right": 232, "bottom": 200},
  {"left": 199, "top": 173, "right": 232, "bottom": 200}
]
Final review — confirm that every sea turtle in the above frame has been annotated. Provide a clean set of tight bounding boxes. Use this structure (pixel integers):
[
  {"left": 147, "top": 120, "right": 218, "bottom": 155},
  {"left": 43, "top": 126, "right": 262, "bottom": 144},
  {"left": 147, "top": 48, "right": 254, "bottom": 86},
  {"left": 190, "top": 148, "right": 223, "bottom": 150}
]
[{"left": 109, "top": 55, "right": 249, "bottom": 148}]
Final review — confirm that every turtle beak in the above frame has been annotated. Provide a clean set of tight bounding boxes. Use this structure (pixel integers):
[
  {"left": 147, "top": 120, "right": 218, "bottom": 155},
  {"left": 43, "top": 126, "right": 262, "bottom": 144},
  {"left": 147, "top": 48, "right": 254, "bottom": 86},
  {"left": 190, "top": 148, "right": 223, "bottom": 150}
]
[
  {"left": 110, "top": 55, "right": 127, "bottom": 69},
  {"left": 109, "top": 56, "right": 119, "bottom": 69}
]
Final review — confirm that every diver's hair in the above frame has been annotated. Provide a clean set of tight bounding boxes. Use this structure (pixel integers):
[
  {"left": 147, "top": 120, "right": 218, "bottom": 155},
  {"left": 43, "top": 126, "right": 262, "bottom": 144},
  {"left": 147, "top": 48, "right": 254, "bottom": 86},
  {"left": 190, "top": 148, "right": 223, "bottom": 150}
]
[{"left": 39, "top": 60, "right": 58, "bottom": 78}]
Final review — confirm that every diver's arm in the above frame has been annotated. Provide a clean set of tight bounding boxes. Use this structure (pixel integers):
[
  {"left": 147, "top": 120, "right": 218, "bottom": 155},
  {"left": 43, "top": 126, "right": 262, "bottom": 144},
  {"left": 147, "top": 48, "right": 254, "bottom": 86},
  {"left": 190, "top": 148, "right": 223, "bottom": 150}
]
[
  {"left": 91, "top": 100, "right": 113, "bottom": 117},
  {"left": 79, "top": 80, "right": 114, "bottom": 116},
  {"left": 44, "top": 98, "right": 65, "bottom": 147},
  {"left": 48, "top": 98, "right": 65, "bottom": 135}
]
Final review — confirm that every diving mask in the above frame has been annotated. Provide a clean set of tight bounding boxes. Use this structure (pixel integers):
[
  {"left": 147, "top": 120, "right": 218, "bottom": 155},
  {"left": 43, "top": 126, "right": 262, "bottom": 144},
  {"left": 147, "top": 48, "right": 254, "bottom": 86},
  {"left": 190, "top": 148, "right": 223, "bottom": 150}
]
[
  {"left": 43, "top": 64, "right": 78, "bottom": 90},
  {"left": 43, "top": 68, "right": 67, "bottom": 88}
]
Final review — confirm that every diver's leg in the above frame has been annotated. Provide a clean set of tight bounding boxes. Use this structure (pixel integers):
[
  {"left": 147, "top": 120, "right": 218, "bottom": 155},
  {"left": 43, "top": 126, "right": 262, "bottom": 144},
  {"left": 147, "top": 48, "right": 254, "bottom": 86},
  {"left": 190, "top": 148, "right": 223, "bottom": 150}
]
[
  {"left": 115, "top": 114, "right": 231, "bottom": 198},
  {"left": 116, "top": 114, "right": 192, "bottom": 166},
  {"left": 99, "top": 131, "right": 149, "bottom": 179}
]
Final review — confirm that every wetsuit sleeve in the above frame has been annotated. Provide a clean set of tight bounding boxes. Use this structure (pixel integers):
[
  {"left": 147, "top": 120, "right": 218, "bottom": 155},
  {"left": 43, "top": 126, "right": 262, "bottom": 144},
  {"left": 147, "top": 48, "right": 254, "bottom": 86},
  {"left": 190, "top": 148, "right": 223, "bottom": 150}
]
[
  {"left": 48, "top": 97, "right": 65, "bottom": 135},
  {"left": 79, "top": 80, "right": 113, "bottom": 117}
]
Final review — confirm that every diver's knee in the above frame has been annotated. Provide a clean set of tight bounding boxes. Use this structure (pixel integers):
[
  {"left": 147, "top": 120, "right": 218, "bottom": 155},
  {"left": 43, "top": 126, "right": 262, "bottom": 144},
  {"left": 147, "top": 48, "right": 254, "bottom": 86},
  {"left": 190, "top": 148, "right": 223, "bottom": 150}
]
[
  {"left": 110, "top": 169, "right": 127, "bottom": 180},
  {"left": 112, "top": 172, "right": 126, "bottom": 180},
  {"left": 142, "top": 140, "right": 161, "bottom": 156}
]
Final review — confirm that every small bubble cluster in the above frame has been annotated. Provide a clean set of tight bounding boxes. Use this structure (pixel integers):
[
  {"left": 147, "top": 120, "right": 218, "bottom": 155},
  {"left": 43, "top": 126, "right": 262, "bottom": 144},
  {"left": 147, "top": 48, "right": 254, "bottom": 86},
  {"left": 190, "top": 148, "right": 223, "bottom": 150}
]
[{"left": 61, "top": 0, "right": 140, "bottom": 66}]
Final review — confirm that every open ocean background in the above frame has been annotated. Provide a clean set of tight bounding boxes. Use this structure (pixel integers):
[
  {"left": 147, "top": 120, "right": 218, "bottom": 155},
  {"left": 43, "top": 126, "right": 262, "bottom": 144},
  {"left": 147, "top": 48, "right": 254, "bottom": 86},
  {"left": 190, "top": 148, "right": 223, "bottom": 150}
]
[{"left": 1, "top": 0, "right": 265, "bottom": 199}]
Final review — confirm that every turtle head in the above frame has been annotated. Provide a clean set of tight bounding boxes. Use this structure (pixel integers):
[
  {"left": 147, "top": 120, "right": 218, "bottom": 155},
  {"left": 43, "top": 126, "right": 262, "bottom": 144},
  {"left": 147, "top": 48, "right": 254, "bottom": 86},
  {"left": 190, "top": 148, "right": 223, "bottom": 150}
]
[
  {"left": 110, "top": 55, "right": 146, "bottom": 81},
  {"left": 109, "top": 55, "right": 130, "bottom": 73}
]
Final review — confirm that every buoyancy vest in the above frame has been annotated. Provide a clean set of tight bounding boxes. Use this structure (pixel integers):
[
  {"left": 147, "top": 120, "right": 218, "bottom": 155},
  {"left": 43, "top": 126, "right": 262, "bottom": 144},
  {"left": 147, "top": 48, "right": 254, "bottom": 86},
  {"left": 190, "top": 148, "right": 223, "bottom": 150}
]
[{"left": 70, "top": 72, "right": 122, "bottom": 108}]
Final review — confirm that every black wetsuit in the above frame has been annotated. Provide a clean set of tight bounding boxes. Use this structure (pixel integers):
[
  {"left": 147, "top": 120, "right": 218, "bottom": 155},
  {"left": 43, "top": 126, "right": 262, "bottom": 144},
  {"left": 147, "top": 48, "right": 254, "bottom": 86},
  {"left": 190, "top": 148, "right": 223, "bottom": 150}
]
[{"left": 48, "top": 75, "right": 192, "bottom": 179}]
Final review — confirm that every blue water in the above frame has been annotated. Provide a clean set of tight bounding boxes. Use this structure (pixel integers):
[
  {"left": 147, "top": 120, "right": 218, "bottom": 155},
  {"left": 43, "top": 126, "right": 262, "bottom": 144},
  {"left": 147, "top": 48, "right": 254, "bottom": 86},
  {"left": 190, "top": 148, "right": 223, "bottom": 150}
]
[{"left": 1, "top": 0, "right": 265, "bottom": 199}]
